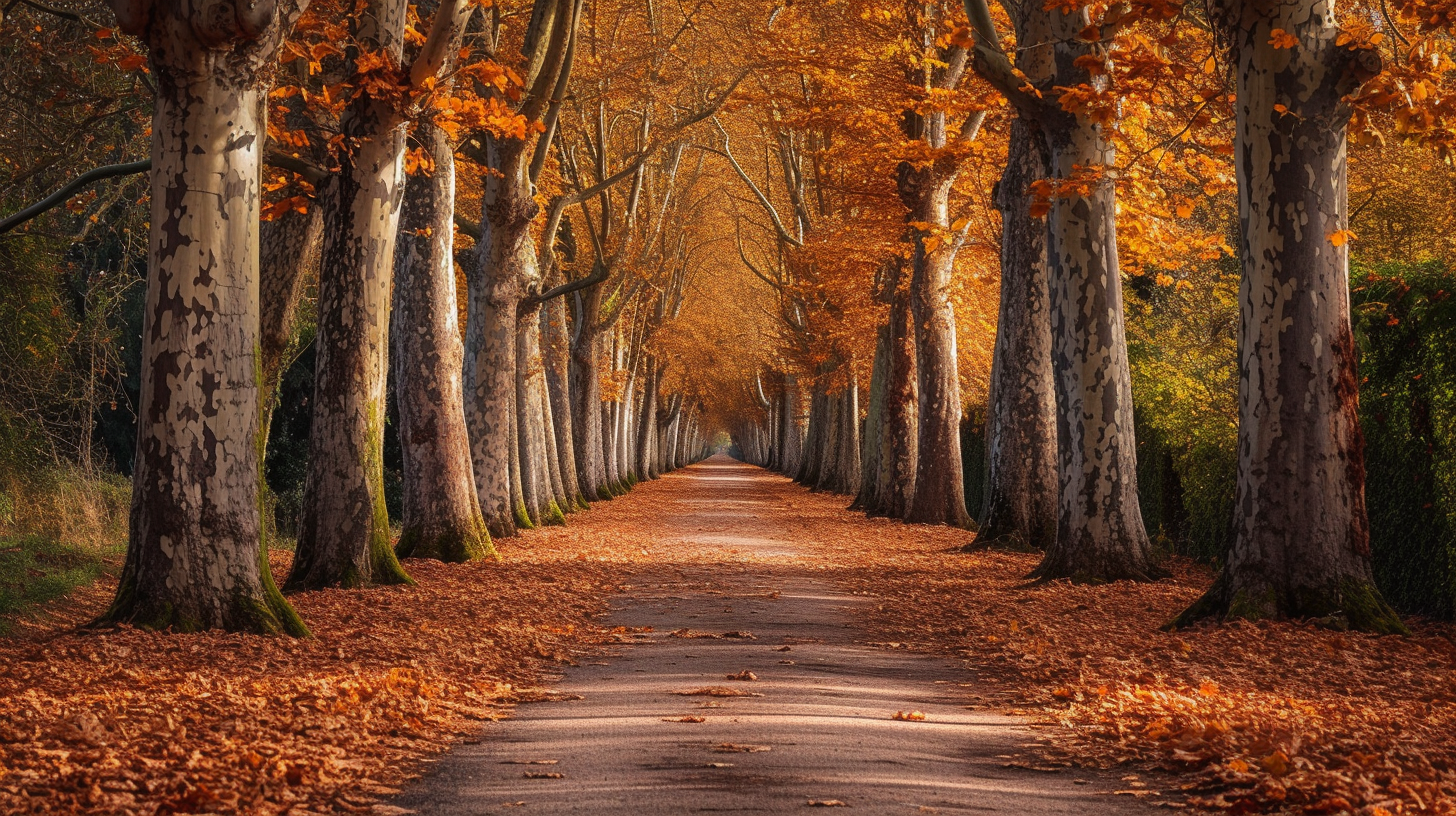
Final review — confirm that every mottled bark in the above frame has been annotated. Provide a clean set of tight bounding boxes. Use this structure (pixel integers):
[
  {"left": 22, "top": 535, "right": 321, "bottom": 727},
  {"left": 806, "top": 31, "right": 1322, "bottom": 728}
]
[
  {"left": 637, "top": 359, "right": 659, "bottom": 478},
  {"left": 902, "top": 164, "right": 971, "bottom": 528},
  {"left": 464, "top": 139, "right": 533, "bottom": 537},
  {"left": 390, "top": 124, "right": 492, "bottom": 562},
  {"left": 571, "top": 299, "right": 608, "bottom": 498},
  {"left": 877, "top": 269, "right": 918, "bottom": 519},
  {"left": 257, "top": 207, "right": 322, "bottom": 548},
  {"left": 853, "top": 328, "right": 890, "bottom": 511},
  {"left": 516, "top": 301, "right": 560, "bottom": 525},
  {"left": 543, "top": 296, "right": 586, "bottom": 508},
  {"left": 259, "top": 209, "right": 323, "bottom": 420},
  {"left": 102, "top": 0, "right": 308, "bottom": 634},
  {"left": 288, "top": 0, "right": 413, "bottom": 591},
  {"left": 1030, "top": 5, "right": 1154, "bottom": 582},
  {"left": 976, "top": 115, "right": 1057, "bottom": 551},
  {"left": 538, "top": 358, "right": 570, "bottom": 516},
  {"left": 1177, "top": 1, "right": 1402, "bottom": 632}
]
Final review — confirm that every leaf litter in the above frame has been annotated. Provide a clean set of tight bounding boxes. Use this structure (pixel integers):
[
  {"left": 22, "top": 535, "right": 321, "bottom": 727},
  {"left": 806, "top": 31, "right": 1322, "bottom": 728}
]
[{"left": 2, "top": 465, "right": 1453, "bottom": 814}]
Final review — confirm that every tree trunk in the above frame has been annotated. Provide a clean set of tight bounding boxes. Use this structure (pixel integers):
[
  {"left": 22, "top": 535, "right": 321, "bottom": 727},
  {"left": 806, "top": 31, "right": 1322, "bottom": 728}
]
[
  {"left": 620, "top": 362, "right": 638, "bottom": 484},
  {"left": 780, "top": 377, "right": 801, "bottom": 476},
  {"left": 258, "top": 207, "right": 322, "bottom": 548},
  {"left": 391, "top": 123, "right": 493, "bottom": 562},
  {"left": 1030, "top": 6, "right": 1154, "bottom": 582},
  {"left": 797, "top": 386, "right": 826, "bottom": 486},
  {"left": 571, "top": 316, "right": 609, "bottom": 500},
  {"left": 815, "top": 385, "right": 841, "bottom": 492},
  {"left": 543, "top": 295, "right": 586, "bottom": 508},
  {"left": 259, "top": 209, "right": 322, "bottom": 431},
  {"left": 663, "top": 393, "right": 683, "bottom": 473},
  {"left": 903, "top": 165, "right": 971, "bottom": 527},
  {"left": 838, "top": 377, "right": 862, "bottom": 497},
  {"left": 853, "top": 328, "right": 890, "bottom": 511},
  {"left": 289, "top": 0, "right": 413, "bottom": 590},
  {"left": 1177, "top": 1, "right": 1402, "bottom": 632},
  {"left": 538, "top": 351, "right": 571, "bottom": 516},
  {"left": 102, "top": 6, "right": 307, "bottom": 634},
  {"left": 637, "top": 359, "right": 659, "bottom": 478},
  {"left": 514, "top": 305, "right": 543, "bottom": 526},
  {"left": 516, "top": 301, "right": 561, "bottom": 525},
  {"left": 464, "top": 139, "right": 533, "bottom": 538},
  {"left": 976, "top": 115, "right": 1058, "bottom": 551},
  {"left": 878, "top": 270, "right": 918, "bottom": 518}
]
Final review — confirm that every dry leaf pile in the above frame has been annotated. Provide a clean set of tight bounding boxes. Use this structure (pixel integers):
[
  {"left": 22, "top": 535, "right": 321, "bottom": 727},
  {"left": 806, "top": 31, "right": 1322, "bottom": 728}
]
[
  {"left": 0, "top": 552, "right": 619, "bottom": 814},
  {"left": 842, "top": 548, "right": 1456, "bottom": 814}
]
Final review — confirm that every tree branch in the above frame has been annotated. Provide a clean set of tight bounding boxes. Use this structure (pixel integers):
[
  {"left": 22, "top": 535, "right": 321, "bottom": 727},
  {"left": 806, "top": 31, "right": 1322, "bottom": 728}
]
[
  {"left": 409, "top": 0, "right": 474, "bottom": 89},
  {"left": 0, "top": 159, "right": 149, "bottom": 235},
  {"left": 528, "top": 0, "right": 582, "bottom": 183},
  {"left": 961, "top": 0, "right": 1046, "bottom": 115},
  {"left": 704, "top": 117, "right": 803, "bottom": 248},
  {"left": 266, "top": 152, "right": 330, "bottom": 185}
]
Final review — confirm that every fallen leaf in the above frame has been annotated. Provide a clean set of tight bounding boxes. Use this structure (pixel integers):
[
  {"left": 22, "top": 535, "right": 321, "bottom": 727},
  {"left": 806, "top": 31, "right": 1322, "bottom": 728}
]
[
  {"left": 892, "top": 711, "right": 926, "bottom": 721},
  {"left": 726, "top": 670, "right": 758, "bottom": 681},
  {"left": 674, "top": 687, "right": 762, "bottom": 697}
]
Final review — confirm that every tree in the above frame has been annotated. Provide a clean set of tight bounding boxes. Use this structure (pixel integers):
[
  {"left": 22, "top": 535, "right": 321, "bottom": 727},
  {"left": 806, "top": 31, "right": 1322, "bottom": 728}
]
[
  {"left": 461, "top": 0, "right": 578, "bottom": 537},
  {"left": 972, "top": 3, "right": 1057, "bottom": 552},
  {"left": 966, "top": 0, "right": 1156, "bottom": 580},
  {"left": 392, "top": 117, "right": 495, "bottom": 562},
  {"left": 1176, "top": 0, "right": 1404, "bottom": 632},
  {"left": 288, "top": 0, "right": 474, "bottom": 589},
  {"left": 98, "top": 0, "right": 309, "bottom": 632}
]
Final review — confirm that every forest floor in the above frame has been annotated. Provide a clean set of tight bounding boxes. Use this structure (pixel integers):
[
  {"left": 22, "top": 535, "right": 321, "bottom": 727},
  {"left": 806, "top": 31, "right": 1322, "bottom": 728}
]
[{"left": 0, "top": 457, "right": 1452, "bottom": 814}]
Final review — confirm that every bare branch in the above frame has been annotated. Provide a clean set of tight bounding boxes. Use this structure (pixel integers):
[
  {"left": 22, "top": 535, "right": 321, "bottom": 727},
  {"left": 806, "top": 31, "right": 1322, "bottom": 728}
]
[
  {"left": 704, "top": 117, "right": 803, "bottom": 248},
  {"left": 0, "top": 159, "right": 148, "bottom": 235}
]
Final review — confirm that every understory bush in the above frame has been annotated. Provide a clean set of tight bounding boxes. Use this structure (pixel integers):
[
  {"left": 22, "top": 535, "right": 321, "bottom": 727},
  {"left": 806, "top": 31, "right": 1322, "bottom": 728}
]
[{"left": 1351, "top": 261, "right": 1456, "bottom": 619}]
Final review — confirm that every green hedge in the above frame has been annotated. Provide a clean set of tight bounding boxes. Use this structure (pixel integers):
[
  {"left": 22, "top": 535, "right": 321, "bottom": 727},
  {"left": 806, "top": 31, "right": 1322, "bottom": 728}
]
[{"left": 1351, "top": 261, "right": 1456, "bottom": 619}]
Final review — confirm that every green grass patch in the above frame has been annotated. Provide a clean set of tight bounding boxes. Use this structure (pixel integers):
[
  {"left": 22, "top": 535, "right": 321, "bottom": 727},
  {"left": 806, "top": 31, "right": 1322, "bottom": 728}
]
[{"left": 0, "top": 535, "right": 123, "bottom": 633}]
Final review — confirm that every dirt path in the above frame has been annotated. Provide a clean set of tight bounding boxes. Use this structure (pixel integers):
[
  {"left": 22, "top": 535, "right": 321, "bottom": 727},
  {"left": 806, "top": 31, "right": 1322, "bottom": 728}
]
[{"left": 392, "top": 456, "right": 1148, "bottom": 814}]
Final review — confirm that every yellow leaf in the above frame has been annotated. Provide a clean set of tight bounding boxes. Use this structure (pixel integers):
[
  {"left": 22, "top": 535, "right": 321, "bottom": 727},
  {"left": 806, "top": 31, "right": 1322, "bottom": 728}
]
[
  {"left": 1262, "top": 750, "right": 1291, "bottom": 776},
  {"left": 1268, "top": 29, "right": 1299, "bottom": 49}
]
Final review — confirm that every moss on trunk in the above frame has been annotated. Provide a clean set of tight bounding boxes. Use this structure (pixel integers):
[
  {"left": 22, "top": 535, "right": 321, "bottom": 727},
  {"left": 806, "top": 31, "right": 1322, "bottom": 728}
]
[{"left": 1170, "top": 574, "right": 1407, "bottom": 634}]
